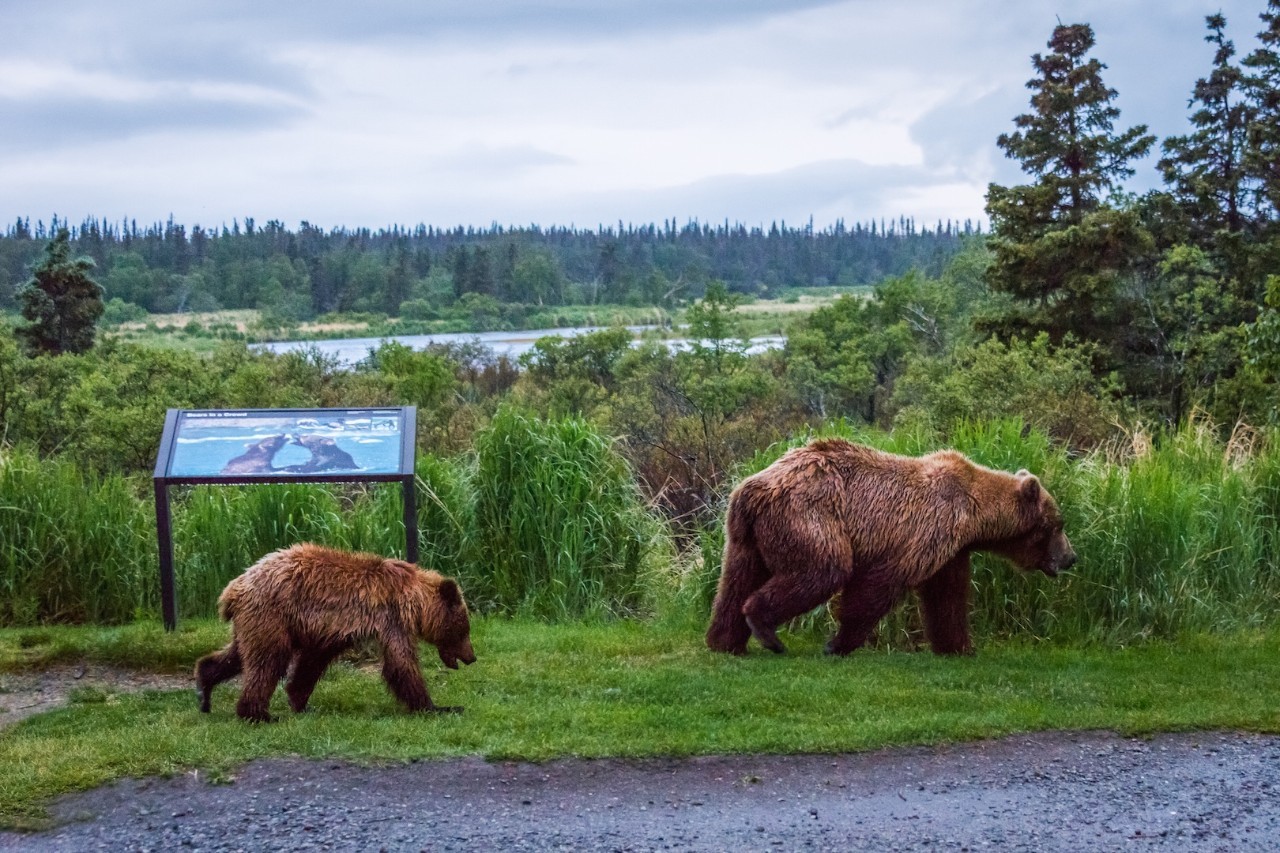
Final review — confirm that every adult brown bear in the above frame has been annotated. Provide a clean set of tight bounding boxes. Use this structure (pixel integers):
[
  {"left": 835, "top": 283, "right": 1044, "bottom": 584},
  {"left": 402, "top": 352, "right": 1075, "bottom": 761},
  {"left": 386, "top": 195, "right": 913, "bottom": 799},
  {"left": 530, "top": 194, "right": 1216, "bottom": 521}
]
[
  {"left": 196, "top": 543, "right": 476, "bottom": 721},
  {"left": 706, "top": 439, "right": 1075, "bottom": 656}
]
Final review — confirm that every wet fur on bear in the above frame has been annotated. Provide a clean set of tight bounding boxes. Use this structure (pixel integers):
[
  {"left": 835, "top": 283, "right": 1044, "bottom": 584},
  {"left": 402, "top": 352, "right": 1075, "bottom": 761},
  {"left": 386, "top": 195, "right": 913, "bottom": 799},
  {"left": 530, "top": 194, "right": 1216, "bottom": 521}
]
[
  {"left": 706, "top": 439, "right": 1076, "bottom": 657},
  {"left": 196, "top": 543, "right": 476, "bottom": 721}
]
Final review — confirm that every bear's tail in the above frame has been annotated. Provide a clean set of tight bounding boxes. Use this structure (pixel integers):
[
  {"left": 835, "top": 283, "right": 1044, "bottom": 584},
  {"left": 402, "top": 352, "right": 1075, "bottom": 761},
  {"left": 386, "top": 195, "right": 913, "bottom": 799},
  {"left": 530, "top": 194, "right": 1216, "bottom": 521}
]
[
  {"left": 706, "top": 491, "right": 769, "bottom": 654},
  {"left": 217, "top": 575, "right": 248, "bottom": 622}
]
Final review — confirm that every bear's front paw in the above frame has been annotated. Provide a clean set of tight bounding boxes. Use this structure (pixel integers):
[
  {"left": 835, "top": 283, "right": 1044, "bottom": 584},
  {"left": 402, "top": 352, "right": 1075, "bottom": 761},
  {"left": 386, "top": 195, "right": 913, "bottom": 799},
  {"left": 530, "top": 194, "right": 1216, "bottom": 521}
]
[{"left": 745, "top": 615, "right": 786, "bottom": 654}]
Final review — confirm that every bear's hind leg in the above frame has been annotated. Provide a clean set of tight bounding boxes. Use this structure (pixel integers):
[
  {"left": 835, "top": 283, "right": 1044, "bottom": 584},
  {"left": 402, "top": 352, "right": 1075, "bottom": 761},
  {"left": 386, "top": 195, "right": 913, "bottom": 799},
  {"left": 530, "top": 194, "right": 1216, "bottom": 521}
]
[
  {"left": 917, "top": 554, "right": 973, "bottom": 655},
  {"left": 285, "top": 643, "right": 348, "bottom": 713},
  {"left": 235, "top": 633, "right": 292, "bottom": 722},
  {"left": 195, "top": 641, "right": 242, "bottom": 713},
  {"left": 742, "top": 569, "right": 844, "bottom": 654},
  {"left": 707, "top": 540, "right": 770, "bottom": 654},
  {"left": 826, "top": 571, "right": 906, "bottom": 655}
]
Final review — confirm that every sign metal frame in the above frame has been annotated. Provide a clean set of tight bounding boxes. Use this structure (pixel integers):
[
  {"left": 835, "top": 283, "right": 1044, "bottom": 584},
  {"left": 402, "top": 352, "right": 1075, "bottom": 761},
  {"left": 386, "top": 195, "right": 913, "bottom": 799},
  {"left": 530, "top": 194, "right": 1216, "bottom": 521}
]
[{"left": 152, "top": 406, "right": 418, "bottom": 630}]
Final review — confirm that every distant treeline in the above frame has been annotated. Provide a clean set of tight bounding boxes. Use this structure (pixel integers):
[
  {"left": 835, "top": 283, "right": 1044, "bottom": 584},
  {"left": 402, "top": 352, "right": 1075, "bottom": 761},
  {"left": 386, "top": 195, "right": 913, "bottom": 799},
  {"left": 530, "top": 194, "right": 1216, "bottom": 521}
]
[{"left": 0, "top": 215, "right": 974, "bottom": 318}]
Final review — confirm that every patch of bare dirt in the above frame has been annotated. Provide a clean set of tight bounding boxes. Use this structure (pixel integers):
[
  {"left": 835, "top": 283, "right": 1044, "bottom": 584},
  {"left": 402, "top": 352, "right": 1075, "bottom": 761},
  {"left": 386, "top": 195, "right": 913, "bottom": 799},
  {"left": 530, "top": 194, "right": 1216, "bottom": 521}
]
[{"left": 0, "top": 666, "right": 191, "bottom": 729}]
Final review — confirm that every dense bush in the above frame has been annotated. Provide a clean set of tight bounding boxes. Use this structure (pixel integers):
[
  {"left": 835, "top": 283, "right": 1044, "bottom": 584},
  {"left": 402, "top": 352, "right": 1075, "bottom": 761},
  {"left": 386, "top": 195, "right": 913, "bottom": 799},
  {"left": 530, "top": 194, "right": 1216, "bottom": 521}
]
[
  {"left": 0, "top": 410, "right": 671, "bottom": 624},
  {"left": 890, "top": 334, "right": 1123, "bottom": 448}
]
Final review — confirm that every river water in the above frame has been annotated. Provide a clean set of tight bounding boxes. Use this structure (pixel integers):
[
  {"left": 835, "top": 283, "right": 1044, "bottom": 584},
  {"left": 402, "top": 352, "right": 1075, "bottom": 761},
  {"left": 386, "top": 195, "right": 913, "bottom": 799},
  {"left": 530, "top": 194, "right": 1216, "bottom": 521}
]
[{"left": 256, "top": 326, "right": 785, "bottom": 367}]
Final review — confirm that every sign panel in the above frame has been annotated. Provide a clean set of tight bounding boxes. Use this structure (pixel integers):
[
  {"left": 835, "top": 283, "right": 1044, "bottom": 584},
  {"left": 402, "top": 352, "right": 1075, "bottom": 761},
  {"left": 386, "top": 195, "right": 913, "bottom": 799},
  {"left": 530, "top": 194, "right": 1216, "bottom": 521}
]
[
  {"left": 157, "top": 408, "right": 412, "bottom": 480},
  {"left": 152, "top": 407, "right": 418, "bottom": 630}
]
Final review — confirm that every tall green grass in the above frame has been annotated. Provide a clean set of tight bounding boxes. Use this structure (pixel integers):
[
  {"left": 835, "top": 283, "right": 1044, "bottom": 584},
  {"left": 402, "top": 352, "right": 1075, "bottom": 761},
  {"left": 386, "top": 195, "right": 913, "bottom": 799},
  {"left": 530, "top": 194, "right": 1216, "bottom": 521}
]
[
  {"left": 472, "top": 406, "right": 667, "bottom": 619},
  {"left": 0, "top": 450, "right": 154, "bottom": 624}
]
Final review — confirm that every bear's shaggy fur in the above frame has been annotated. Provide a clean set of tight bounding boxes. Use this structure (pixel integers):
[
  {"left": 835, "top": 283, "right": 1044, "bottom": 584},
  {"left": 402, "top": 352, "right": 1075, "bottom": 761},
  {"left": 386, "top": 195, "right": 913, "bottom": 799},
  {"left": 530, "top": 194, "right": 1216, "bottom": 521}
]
[
  {"left": 706, "top": 439, "right": 1076, "bottom": 656},
  {"left": 196, "top": 543, "right": 476, "bottom": 721}
]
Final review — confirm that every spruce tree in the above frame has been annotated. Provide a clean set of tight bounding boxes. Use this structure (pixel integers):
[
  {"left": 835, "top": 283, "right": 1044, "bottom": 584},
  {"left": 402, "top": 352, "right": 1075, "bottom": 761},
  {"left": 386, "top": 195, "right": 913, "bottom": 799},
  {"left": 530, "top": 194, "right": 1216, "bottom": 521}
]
[
  {"left": 1159, "top": 14, "right": 1254, "bottom": 237},
  {"left": 16, "top": 228, "right": 104, "bottom": 355},
  {"left": 1243, "top": 0, "right": 1280, "bottom": 220},
  {"left": 983, "top": 23, "right": 1155, "bottom": 346}
]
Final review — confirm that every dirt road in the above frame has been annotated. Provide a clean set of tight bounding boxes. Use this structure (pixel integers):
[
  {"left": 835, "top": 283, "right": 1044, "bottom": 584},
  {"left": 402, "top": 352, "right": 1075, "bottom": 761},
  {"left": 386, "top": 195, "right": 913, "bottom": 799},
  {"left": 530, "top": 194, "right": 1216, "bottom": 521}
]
[{"left": 2, "top": 730, "right": 1277, "bottom": 851}]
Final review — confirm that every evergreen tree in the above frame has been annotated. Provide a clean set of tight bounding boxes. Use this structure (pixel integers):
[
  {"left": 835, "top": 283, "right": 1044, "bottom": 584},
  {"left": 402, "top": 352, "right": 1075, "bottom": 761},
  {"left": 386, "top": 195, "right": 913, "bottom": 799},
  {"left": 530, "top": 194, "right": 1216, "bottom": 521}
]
[
  {"left": 994, "top": 23, "right": 1153, "bottom": 220},
  {"left": 16, "top": 228, "right": 104, "bottom": 355},
  {"left": 1159, "top": 14, "right": 1255, "bottom": 238},
  {"left": 1243, "top": 0, "right": 1280, "bottom": 220},
  {"left": 983, "top": 23, "right": 1155, "bottom": 347}
]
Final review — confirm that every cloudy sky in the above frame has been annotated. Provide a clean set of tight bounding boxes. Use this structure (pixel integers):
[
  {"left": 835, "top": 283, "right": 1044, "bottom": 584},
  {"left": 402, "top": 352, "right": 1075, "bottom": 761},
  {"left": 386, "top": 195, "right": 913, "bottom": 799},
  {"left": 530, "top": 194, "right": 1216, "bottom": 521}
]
[{"left": 3, "top": 0, "right": 1269, "bottom": 232}]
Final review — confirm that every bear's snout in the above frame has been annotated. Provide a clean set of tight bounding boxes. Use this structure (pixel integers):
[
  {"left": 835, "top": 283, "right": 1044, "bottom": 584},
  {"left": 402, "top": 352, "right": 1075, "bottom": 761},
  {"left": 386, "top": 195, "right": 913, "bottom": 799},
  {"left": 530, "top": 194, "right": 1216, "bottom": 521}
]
[
  {"left": 1043, "top": 536, "right": 1077, "bottom": 576},
  {"left": 439, "top": 640, "right": 476, "bottom": 670}
]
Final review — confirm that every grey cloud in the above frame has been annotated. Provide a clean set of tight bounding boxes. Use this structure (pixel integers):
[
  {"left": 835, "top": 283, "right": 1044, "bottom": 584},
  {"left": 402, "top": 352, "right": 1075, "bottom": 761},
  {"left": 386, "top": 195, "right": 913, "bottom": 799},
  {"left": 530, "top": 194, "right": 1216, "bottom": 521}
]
[
  {"left": 0, "top": 96, "right": 307, "bottom": 152},
  {"left": 218, "top": 0, "right": 846, "bottom": 42},
  {"left": 15, "top": 0, "right": 845, "bottom": 51},
  {"left": 104, "top": 41, "right": 314, "bottom": 97},
  {"left": 909, "top": 88, "right": 1026, "bottom": 186}
]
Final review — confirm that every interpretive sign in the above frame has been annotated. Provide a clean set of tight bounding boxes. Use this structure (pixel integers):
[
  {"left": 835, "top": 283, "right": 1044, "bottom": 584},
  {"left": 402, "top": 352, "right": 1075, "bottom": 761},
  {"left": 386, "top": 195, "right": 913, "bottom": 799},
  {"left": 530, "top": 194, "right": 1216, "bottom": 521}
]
[{"left": 152, "top": 407, "right": 418, "bottom": 630}]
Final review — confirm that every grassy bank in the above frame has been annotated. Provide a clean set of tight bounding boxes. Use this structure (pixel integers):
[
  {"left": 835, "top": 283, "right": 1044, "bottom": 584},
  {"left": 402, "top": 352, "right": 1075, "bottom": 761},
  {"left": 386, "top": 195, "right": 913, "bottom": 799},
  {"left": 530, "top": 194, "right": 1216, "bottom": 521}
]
[{"left": 1, "top": 619, "right": 1278, "bottom": 829}]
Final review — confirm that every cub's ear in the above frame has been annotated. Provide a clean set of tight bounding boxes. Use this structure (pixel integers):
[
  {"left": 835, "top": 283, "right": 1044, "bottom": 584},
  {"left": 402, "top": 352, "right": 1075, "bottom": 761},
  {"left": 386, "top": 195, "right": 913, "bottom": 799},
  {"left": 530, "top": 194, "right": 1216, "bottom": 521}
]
[
  {"left": 439, "top": 578, "right": 463, "bottom": 609},
  {"left": 1018, "top": 473, "right": 1042, "bottom": 501}
]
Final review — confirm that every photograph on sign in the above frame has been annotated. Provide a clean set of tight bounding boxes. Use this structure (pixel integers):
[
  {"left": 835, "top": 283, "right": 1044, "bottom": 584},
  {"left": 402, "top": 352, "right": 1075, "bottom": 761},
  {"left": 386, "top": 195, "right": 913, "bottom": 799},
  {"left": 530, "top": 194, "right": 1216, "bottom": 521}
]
[{"left": 165, "top": 409, "right": 405, "bottom": 477}]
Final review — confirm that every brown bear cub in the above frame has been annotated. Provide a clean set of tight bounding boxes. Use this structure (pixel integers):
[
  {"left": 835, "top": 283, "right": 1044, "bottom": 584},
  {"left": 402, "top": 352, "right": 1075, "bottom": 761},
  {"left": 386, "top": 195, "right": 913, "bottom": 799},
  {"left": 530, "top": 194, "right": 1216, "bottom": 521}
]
[
  {"left": 196, "top": 543, "right": 476, "bottom": 722},
  {"left": 707, "top": 438, "right": 1076, "bottom": 657}
]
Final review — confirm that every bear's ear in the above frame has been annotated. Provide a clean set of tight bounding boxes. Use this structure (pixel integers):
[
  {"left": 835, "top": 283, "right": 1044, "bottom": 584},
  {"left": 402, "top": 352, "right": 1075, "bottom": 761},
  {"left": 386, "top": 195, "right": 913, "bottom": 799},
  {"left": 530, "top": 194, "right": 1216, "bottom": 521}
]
[
  {"left": 1018, "top": 473, "right": 1041, "bottom": 502},
  {"left": 439, "top": 578, "right": 463, "bottom": 609}
]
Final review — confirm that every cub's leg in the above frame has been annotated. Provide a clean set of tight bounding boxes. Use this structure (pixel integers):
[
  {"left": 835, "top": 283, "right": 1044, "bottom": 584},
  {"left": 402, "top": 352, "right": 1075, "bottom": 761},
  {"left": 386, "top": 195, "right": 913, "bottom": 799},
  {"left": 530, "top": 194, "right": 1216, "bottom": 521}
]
[
  {"left": 380, "top": 632, "right": 461, "bottom": 714},
  {"left": 235, "top": 627, "right": 292, "bottom": 723},
  {"left": 285, "top": 643, "right": 350, "bottom": 713}
]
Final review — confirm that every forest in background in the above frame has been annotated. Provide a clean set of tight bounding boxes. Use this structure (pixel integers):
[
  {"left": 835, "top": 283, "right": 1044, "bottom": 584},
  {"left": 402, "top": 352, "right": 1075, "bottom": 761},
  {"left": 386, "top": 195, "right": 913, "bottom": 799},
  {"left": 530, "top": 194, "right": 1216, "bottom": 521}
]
[{"left": 0, "top": 214, "right": 970, "bottom": 326}]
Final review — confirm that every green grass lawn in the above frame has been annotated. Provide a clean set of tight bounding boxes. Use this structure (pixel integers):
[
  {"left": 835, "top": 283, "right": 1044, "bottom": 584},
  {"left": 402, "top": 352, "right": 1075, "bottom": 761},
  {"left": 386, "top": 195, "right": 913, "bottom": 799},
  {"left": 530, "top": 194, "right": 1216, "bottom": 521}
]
[{"left": 2, "top": 618, "right": 1279, "bottom": 829}]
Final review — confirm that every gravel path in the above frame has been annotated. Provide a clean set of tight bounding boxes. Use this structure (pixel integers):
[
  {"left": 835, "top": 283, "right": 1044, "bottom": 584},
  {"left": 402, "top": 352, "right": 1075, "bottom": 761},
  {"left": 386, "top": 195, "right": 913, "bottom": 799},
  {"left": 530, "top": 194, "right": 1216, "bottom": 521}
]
[{"left": 2, "top": 730, "right": 1278, "bottom": 851}]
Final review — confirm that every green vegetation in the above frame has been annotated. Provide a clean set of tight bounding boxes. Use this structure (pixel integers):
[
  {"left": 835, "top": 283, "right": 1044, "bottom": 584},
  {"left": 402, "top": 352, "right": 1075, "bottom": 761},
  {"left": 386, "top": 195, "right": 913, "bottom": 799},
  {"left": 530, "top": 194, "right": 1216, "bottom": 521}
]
[
  {"left": 0, "top": 215, "right": 964, "bottom": 322},
  {"left": 1, "top": 620, "right": 1278, "bottom": 829},
  {"left": 981, "top": 15, "right": 1280, "bottom": 426}
]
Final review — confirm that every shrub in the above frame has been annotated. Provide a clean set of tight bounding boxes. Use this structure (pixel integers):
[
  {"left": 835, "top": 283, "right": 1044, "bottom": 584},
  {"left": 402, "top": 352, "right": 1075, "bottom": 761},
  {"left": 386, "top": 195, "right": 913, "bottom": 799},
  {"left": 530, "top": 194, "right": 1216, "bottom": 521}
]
[{"left": 891, "top": 334, "right": 1122, "bottom": 448}]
